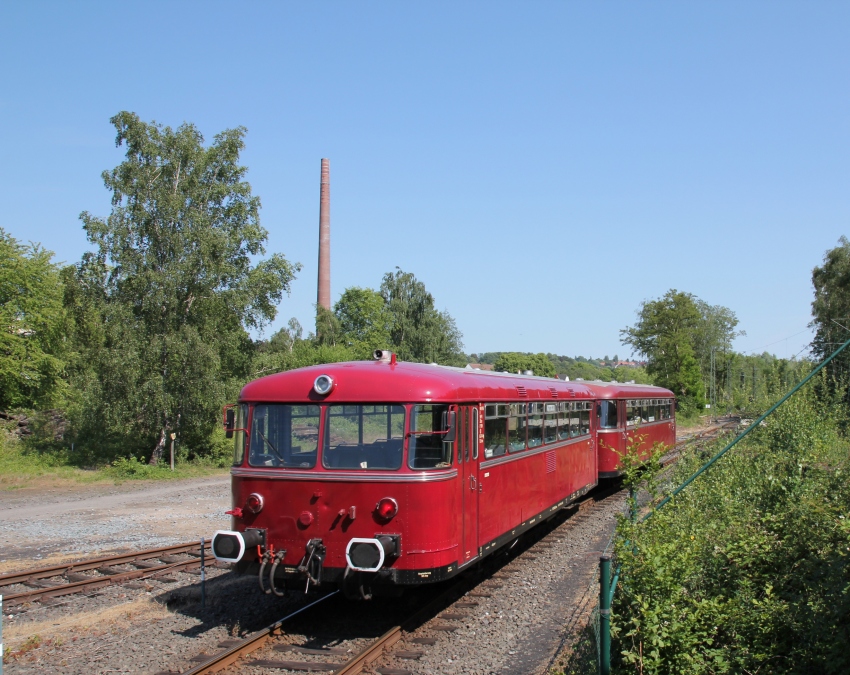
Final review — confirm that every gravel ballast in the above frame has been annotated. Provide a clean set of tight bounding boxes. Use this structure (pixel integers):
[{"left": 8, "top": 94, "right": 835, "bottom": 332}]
[{"left": 2, "top": 475, "right": 626, "bottom": 674}]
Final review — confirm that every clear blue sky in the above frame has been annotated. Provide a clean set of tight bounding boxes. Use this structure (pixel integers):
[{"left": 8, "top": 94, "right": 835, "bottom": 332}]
[{"left": 2, "top": 2, "right": 847, "bottom": 361}]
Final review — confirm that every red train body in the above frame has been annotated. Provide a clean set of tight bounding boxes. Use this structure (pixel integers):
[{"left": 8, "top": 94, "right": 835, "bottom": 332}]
[
  {"left": 584, "top": 382, "right": 677, "bottom": 478},
  {"left": 211, "top": 355, "right": 674, "bottom": 596}
]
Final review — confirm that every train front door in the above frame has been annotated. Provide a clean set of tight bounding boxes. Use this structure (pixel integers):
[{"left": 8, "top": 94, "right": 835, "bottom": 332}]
[{"left": 460, "top": 405, "right": 480, "bottom": 567}]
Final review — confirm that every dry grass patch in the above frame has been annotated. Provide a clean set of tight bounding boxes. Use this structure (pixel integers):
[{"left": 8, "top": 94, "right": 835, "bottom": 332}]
[{"left": 3, "top": 596, "right": 171, "bottom": 652}]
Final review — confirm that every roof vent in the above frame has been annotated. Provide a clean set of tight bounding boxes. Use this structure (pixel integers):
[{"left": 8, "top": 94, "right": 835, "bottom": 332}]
[
  {"left": 516, "top": 386, "right": 528, "bottom": 397},
  {"left": 548, "top": 387, "right": 558, "bottom": 398}
]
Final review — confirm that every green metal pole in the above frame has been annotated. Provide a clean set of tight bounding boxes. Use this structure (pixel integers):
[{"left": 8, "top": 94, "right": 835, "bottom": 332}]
[
  {"left": 646, "top": 335, "right": 850, "bottom": 521},
  {"left": 599, "top": 556, "right": 612, "bottom": 675}
]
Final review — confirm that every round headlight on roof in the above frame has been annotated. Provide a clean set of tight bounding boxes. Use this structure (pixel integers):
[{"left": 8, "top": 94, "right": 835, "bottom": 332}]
[{"left": 314, "top": 374, "right": 335, "bottom": 396}]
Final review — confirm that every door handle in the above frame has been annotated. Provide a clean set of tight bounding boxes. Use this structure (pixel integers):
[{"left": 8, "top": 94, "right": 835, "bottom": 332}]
[{"left": 469, "top": 475, "right": 476, "bottom": 491}]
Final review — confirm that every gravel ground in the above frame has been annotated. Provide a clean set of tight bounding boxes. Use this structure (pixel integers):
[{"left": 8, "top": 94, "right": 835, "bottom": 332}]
[
  {"left": 371, "top": 492, "right": 626, "bottom": 675},
  {"left": 0, "top": 475, "right": 231, "bottom": 571},
  {"left": 1, "top": 475, "right": 626, "bottom": 675}
]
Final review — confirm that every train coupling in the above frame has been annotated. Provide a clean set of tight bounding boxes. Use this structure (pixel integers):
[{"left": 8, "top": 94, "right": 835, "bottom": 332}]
[
  {"left": 211, "top": 528, "right": 265, "bottom": 563},
  {"left": 298, "top": 538, "right": 327, "bottom": 591},
  {"left": 345, "top": 535, "right": 400, "bottom": 572}
]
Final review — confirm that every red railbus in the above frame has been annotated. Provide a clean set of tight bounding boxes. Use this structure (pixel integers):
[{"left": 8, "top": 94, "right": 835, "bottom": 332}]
[
  {"left": 211, "top": 353, "right": 674, "bottom": 597},
  {"left": 583, "top": 382, "right": 676, "bottom": 478}
]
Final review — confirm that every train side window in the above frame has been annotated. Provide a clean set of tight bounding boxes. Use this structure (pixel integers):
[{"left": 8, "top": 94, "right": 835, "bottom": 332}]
[
  {"left": 557, "top": 402, "right": 570, "bottom": 440},
  {"left": 543, "top": 402, "right": 557, "bottom": 444},
  {"left": 471, "top": 408, "right": 479, "bottom": 460},
  {"left": 408, "top": 404, "right": 453, "bottom": 470},
  {"left": 508, "top": 403, "right": 527, "bottom": 452},
  {"left": 626, "top": 400, "right": 639, "bottom": 427},
  {"left": 527, "top": 402, "right": 544, "bottom": 448},
  {"left": 484, "top": 404, "right": 507, "bottom": 458},
  {"left": 249, "top": 404, "right": 320, "bottom": 468},
  {"left": 484, "top": 418, "right": 507, "bottom": 458},
  {"left": 232, "top": 403, "right": 248, "bottom": 466},
  {"left": 569, "top": 403, "right": 580, "bottom": 437},
  {"left": 579, "top": 402, "right": 591, "bottom": 435}
]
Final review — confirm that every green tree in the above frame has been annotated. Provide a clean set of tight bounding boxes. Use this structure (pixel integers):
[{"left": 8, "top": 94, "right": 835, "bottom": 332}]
[
  {"left": 74, "top": 112, "right": 299, "bottom": 463},
  {"left": 0, "top": 229, "right": 66, "bottom": 409},
  {"left": 812, "top": 237, "right": 850, "bottom": 383},
  {"left": 379, "top": 268, "right": 464, "bottom": 364},
  {"left": 621, "top": 289, "right": 706, "bottom": 412},
  {"left": 314, "top": 305, "right": 342, "bottom": 347},
  {"left": 334, "top": 286, "right": 390, "bottom": 357},
  {"left": 493, "top": 352, "right": 557, "bottom": 377}
]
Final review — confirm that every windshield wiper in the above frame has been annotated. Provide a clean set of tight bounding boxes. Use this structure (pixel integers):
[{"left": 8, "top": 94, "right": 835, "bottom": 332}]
[{"left": 256, "top": 428, "right": 284, "bottom": 462}]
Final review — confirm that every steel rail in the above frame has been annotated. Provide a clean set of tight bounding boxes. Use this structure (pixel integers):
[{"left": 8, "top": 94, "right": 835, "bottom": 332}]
[
  {"left": 177, "top": 482, "right": 622, "bottom": 674},
  {"left": 3, "top": 542, "right": 215, "bottom": 606},
  {"left": 178, "top": 591, "right": 339, "bottom": 675},
  {"left": 0, "top": 541, "right": 210, "bottom": 588}
]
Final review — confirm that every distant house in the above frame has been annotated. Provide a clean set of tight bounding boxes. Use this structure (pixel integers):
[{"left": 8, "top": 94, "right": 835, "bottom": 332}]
[
  {"left": 467, "top": 363, "right": 494, "bottom": 371},
  {"left": 599, "top": 360, "right": 646, "bottom": 368}
]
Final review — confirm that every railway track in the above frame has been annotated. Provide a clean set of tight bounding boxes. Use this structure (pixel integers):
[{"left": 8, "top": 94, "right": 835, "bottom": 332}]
[
  {"left": 173, "top": 483, "right": 621, "bottom": 675},
  {"left": 0, "top": 541, "right": 214, "bottom": 608},
  {"left": 661, "top": 416, "right": 740, "bottom": 467}
]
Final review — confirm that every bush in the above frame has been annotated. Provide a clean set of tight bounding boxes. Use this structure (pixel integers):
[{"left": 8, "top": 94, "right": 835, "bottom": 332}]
[{"left": 611, "top": 387, "right": 850, "bottom": 674}]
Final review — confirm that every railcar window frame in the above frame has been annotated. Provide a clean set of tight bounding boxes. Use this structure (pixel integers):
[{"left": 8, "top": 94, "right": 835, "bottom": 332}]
[
  {"left": 508, "top": 403, "right": 528, "bottom": 453},
  {"left": 557, "top": 401, "right": 571, "bottom": 440},
  {"left": 471, "top": 408, "right": 479, "bottom": 460},
  {"left": 407, "top": 403, "right": 454, "bottom": 470},
  {"left": 596, "top": 400, "right": 619, "bottom": 429},
  {"left": 248, "top": 403, "right": 321, "bottom": 469},
  {"left": 232, "top": 403, "right": 249, "bottom": 466},
  {"left": 543, "top": 402, "right": 558, "bottom": 444},
  {"left": 483, "top": 404, "right": 508, "bottom": 458},
  {"left": 323, "top": 404, "right": 405, "bottom": 471},
  {"left": 527, "top": 402, "right": 544, "bottom": 448}
]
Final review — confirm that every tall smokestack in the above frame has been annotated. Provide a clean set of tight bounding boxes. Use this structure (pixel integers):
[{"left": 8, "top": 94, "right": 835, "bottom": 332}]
[{"left": 317, "top": 158, "right": 331, "bottom": 312}]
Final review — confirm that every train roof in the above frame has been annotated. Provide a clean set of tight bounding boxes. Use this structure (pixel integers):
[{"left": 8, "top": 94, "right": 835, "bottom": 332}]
[
  {"left": 581, "top": 380, "right": 674, "bottom": 399},
  {"left": 240, "top": 360, "right": 598, "bottom": 404}
]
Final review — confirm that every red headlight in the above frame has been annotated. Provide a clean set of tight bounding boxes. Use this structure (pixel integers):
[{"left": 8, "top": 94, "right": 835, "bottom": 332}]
[
  {"left": 246, "top": 493, "right": 264, "bottom": 514},
  {"left": 376, "top": 497, "right": 398, "bottom": 521}
]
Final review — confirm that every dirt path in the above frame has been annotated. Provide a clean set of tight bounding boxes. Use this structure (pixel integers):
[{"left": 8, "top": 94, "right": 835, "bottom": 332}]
[{"left": 0, "top": 475, "right": 231, "bottom": 573}]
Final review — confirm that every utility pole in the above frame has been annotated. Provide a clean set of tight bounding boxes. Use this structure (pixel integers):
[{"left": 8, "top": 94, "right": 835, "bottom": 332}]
[{"left": 709, "top": 347, "right": 717, "bottom": 421}]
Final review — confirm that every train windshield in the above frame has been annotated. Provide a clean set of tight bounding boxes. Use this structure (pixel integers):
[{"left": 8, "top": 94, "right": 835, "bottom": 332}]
[
  {"left": 408, "top": 404, "right": 453, "bottom": 469},
  {"left": 248, "top": 404, "right": 320, "bottom": 468},
  {"left": 323, "top": 405, "right": 405, "bottom": 470}
]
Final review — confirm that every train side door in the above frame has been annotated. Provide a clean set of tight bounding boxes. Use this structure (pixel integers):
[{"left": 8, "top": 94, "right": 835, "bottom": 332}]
[{"left": 460, "top": 406, "right": 480, "bottom": 567}]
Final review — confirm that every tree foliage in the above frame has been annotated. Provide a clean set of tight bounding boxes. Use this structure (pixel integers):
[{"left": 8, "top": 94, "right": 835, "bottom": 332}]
[
  {"left": 379, "top": 268, "right": 464, "bottom": 364},
  {"left": 811, "top": 237, "right": 850, "bottom": 385},
  {"left": 621, "top": 290, "right": 742, "bottom": 412},
  {"left": 334, "top": 286, "right": 390, "bottom": 357},
  {"left": 493, "top": 352, "right": 556, "bottom": 377},
  {"left": 0, "top": 229, "right": 66, "bottom": 409},
  {"left": 72, "top": 112, "right": 299, "bottom": 463}
]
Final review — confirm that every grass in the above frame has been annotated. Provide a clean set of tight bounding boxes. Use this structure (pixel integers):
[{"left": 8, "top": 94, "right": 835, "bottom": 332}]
[{"left": 0, "top": 430, "right": 228, "bottom": 490}]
